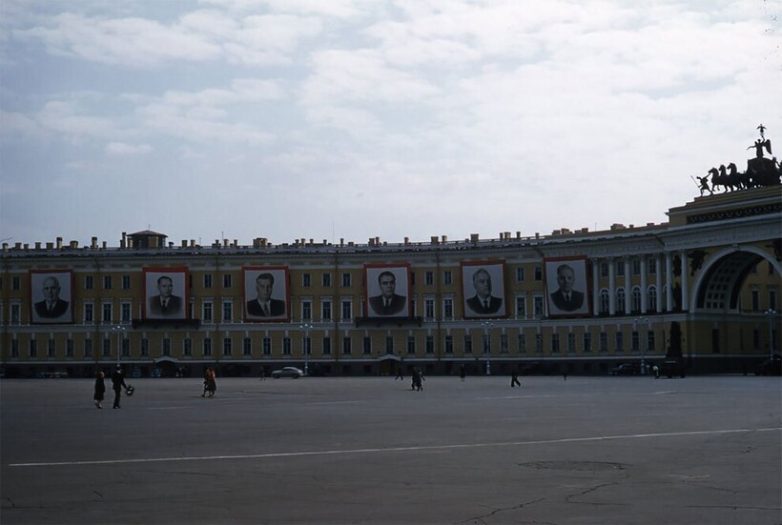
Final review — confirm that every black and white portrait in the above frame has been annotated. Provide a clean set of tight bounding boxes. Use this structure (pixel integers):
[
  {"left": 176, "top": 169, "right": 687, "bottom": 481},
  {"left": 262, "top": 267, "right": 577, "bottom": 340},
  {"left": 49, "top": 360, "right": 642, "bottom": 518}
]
[
  {"left": 365, "top": 265, "right": 410, "bottom": 317},
  {"left": 30, "top": 271, "right": 73, "bottom": 324},
  {"left": 144, "top": 268, "right": 187, "bottom": 319},
  {"left": 462, "top": 262, "right": 506, "bottom": 318},
  {"left": 545, "top": 257, "right": 590, "bottom": 317},
  {"left": 244, "top": 267, "right": 289, "bottom": 321}
]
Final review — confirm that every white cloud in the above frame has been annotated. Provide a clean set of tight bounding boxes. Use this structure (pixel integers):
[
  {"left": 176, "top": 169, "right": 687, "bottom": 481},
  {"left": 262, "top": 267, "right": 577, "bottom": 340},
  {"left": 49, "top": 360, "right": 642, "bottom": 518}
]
[{"left": 105, "top": 141, "right": 152, "bottom": 156}]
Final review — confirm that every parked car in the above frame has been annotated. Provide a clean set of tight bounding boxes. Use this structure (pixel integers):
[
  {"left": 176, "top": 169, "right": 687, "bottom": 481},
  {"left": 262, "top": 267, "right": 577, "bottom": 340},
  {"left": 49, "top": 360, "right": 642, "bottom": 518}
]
[
  {"left": 755, "top": 354, "right": 781, "bottom": 376},
  {"left": 610, "top": 363, "right": 640, "bottom": 376},
  {"left": 271, "top": 366, "right": 304, "bottom": 379}
]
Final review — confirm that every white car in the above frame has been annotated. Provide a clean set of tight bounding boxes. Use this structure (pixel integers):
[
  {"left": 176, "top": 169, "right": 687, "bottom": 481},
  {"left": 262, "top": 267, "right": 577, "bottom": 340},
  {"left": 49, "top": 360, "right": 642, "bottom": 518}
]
[{"left": 271, "top": 366, "right": 304, "bottom": 379}]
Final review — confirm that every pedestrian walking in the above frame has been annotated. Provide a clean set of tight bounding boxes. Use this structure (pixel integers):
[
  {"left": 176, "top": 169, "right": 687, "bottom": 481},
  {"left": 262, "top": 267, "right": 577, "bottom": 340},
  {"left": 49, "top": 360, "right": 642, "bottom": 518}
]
[
  {"left": 411, "top": 368, "right": 424, "bottom": 391},
  {"left": 652, "top": 364, "right": 660, "bottom": 379},
  {"left": 93, "top": 370, "right": 105, "bottom": 409},
  {"left": 111, "top": 365, "right": 127, "bottom": 409},
  {"left": 204, "top": 367, "right": 217, "bottom": 398},
  {"left": 459, "top": 364, "right": 466, "bottom": 382},
  {"left": 510, "top": 369, "right": 521, "bottom": 388}
]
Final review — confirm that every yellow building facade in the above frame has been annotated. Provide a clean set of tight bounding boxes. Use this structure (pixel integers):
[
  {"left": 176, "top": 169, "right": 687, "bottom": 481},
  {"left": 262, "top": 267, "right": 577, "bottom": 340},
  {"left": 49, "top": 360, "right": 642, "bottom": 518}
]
[{"left": 1, "top": 186, "right": 780, "bottom": 378}]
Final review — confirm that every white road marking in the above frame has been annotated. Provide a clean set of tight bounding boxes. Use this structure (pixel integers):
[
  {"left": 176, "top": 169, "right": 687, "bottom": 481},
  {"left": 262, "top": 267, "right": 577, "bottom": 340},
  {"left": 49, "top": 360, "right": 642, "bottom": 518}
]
[{"left": 9, "top": 427, "right": 780, "bottom": 468}]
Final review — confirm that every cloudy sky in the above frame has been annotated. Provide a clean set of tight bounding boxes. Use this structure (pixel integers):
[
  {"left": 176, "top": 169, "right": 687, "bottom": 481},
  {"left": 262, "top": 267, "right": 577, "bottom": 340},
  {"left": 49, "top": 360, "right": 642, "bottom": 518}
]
[{"left": 1, "top": 0, "right": 780, "bottom": 248}]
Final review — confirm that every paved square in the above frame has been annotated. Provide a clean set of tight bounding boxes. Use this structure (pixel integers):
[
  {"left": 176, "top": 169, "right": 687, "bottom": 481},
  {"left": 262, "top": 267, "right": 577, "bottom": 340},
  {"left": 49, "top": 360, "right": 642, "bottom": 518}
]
[{"left": 2, "top": 375, "right": 780, "bottom": 524}]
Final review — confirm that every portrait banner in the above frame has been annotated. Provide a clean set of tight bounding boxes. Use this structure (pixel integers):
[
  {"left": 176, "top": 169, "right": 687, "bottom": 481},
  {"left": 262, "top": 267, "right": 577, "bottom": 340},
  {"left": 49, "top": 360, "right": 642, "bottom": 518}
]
[
  {"left": 144, "top": 267, "right": 188, "bottom": 320},
  {"left": 30, "top": 270, "right": 74, "bottom": 324},
  {"left": 544, "top": 257, "right": 591, "bottom": 317},
  {"left": 461, "top": 261, "right": 507, "bottom": 318},
  {"left": 243, "top": 266, "right": 290, "bottom": 322},
  {"left": 364, "top": 264, "right": 411, "bottom": 318}
]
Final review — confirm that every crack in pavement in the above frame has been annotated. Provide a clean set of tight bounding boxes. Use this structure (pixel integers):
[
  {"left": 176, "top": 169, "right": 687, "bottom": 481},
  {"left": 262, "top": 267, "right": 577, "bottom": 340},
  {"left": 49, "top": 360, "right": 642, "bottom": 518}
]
[
  {"left": 565, "top": 481, "right": 628, "bottom": 506},
  {"left": 455, "top": 497, "right": 546, "bottom": 524}
]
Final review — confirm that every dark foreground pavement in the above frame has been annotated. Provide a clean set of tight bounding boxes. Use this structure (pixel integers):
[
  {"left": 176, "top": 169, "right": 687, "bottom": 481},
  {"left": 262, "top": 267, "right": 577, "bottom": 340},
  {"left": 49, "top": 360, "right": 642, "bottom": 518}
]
[{"left": 1, "top": 375, "right": 780, "bottom": 525}]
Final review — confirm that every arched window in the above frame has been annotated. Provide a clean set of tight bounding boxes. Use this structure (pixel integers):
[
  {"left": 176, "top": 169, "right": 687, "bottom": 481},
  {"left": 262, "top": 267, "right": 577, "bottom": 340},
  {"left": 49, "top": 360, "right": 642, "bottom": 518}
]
[
  {"left": 599, "top": 289, "right": 610, "bottom": 314},
  {"left": 616, "top": 288, "right": 626, "bottom": 314},
  {"left": 631, "top": 286, "right": 642, "bottom": 313},
  {"left": 647, "top": 285, "right": 657, "bottom": 312}
]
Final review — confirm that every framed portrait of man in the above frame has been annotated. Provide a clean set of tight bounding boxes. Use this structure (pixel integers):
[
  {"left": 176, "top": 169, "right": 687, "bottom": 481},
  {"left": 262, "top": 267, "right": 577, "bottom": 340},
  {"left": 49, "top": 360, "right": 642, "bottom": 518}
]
[
  {"left": 30, "top": 270, "right": 74, "bottom": 324},
  {"left": 365, "top": 264, "right": 411, "bottom": 318},
  {"left": 462, "top": 261, "right": 507, "bottom": 318},
  {"left": 144, "top": 267, "right": 188, "bottom": 320},
  {"left": 544, "top": 257, "right": 591, "bottom": 317},
  {"left": 243, "top": 266, "right": 290, "bottom": 322}
]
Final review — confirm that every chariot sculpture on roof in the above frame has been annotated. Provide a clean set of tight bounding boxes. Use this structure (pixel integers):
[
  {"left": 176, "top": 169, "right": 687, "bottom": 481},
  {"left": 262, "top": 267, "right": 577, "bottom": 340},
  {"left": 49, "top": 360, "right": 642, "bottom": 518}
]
[{"left": 696, "top": 125, "right": 781, "bottom": 195}]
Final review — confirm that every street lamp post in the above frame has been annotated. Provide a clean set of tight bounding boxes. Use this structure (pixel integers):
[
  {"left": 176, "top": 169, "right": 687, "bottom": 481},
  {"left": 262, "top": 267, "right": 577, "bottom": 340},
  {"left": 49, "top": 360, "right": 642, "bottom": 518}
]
[
  {"left": 300, "top": 322, "right": 313, "bottom": 376},
  {"left": 111, "top": 324, "right": 126, "bottom": 367},
  {"left": 765, "top": 309, "right": 777, "bottom": 359},
  {"left": 481, "top": 320, "right": 493, "bottom": 376},
  {"left": 634, "top": 317, "right": 648, "bottom": 375}
]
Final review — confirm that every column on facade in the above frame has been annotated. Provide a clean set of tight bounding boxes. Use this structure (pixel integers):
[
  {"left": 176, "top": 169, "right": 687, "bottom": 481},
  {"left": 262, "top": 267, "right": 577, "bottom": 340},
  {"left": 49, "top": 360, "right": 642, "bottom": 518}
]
[
  {"left": 680, "top": 251, "right": 689, "bottom": 311},
  {"left": 592, "top": 258, "right": 600, "bottom": 316},
  {"left": 640, "top": 256, "right": 648, "bottom": 314},
  {"left": 655, "top": 253, "right": 663, "bottom": 313},
  {"left": 665, "top": 252, "right": 674, "bottom": 312},
  {"left": 608, "top": 258, "right": 616, "bottom": 315},
  {"left": 624, "top": 256, "right": 632, "bottom": 314}
]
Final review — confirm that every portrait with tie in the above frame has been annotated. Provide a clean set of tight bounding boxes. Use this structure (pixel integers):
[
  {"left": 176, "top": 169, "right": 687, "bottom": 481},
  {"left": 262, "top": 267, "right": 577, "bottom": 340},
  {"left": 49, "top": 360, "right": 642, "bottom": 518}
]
[
  {"left": 31, "top": 271, "right": 73, "bottom": 324},
  {"left": 144, "top": 268, "right": 187, "bottom": 320},
  {"left": 545, "top": 257, "right": 590, "bottom": 317},
  {"left": 244, "top": 266, "right": 289, "bottom": 321},
  {"left": 462, "top": 262, "right": 507, "bottom": 319},
  {"left": 365, "top": 265, "right": 410, "bottom": 318}
]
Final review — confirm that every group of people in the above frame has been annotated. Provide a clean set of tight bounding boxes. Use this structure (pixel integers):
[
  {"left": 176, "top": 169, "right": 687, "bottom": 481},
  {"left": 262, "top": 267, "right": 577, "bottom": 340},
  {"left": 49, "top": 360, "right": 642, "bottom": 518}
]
[
  {"left": 93, "top": 365, "right": 130, "bottom": 409},
  {"left": 202, "top": 367, "right": 217, "bottom": 397}
]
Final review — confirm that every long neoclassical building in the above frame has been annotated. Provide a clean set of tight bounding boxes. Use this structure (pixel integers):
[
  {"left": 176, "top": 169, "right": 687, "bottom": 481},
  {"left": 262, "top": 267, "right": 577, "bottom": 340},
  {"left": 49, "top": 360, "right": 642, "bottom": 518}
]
[{"left": 1, "top": 185, "right": 780, "bottom": 378}]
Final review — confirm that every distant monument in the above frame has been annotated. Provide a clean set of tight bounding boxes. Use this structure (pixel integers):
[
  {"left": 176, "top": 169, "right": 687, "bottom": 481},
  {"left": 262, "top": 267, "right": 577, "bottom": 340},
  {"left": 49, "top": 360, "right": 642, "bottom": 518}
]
[{"left": 700, "top": 125, "right": 781, "bottom": 194}]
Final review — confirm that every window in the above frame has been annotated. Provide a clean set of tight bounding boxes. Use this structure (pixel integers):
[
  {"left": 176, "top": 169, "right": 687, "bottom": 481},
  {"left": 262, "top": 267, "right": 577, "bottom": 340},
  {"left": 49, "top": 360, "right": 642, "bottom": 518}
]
[
  {"left": 202, "top": 302, "right": 213, "bottom": 322},
  {"left": 753, "top": 328, "right": 760, "bottom": 350},
  {"left": 84, "top": 338, "right": 93, "bottom": 358},
  {"left": 647, "top": 331, "right": 655, "bottom": 352},
  {"left": 263, "top": 337, "right": 271, "bottom": 355},
  {"left": 567, "top": 333, "right": 575, "bottom": 353},
  {"left": 322, "top": 300, "right": 331, "bottom": 321},
  {"left": 407, "top": 336, "right": 416, "bottom": 355},
  {"left": 535, "top": 333, "right": 543, "bottom": 353},
  {"left": 601, "top": 262, "right": 609, "bottom": 278},
  {"left": 304, "top": 336, "right": 312, "bottom": 356},
  {"left": 103, "top": 275, "right": 112, "bottom": 290},
  {"left": 647, "top": 286, "right": 657, "bottom": 311},
  {"left": 202, "top": 338, "right": 211, "bottom": 357},
  {"left": 426, "top": 335, "right": 434, "bottom": 354},
  {"left": 425, "top": 271, "right": 434, "bottom": 286},
  {"left": 445, "top": 336, "right": 453, "bottom": 354},
  {"left": 552, "top": 333, "right": 560, "bottom": 353},
  {"left": 516, "top": 296, "right": 526, "bottom": 319},
  {"left": 302, "top": 301, "right": 312, "bottom": 320},
  {"left": 500, "top": 334, "right": 508, "bottom": 354},
  {"left": 342, "top": 337, "right": 352, "bottom": 355},
  {"left": 769, "top": 289, "right": 777, "bottom": 310},
  {"left": 600, "top": 332, "right": 608, "bottom": 352},
  {"left": 85, "top": 275, "right": 93, "bottom": 289},
  {"left": 584, "top": 332, "right": 592, "bottom": 353},
  {"left": 163, "top": 338, "right": 171, "bottom": 356},
  {"left": 464, "top": 335, "right": 472, "bottom": 354},
  {"left": 184, "top": 338, "right": 192, "bottom": 356},
  {"left": 751, "top": 290, "right": 759, "bottom": 311},
  {"left": 48, "top": 338, "right": 56, "bottom": 358},
  {"left": 616, "top": 288, "right": 625, "bottom": 314},
  {"left": 223, "top": 337, "right": 232, "bottom": 357},
  {"left": 599, "top": 289, "right": 610, "bottom": 315},
  {"left": 283, "top": 337, "right": 291, "bottom": 355},
  {"left": 631, "top": 287, "right": 641, "bottom": 313},
  {"left": 615, "top": 332, "right": 624, "bottom": 352},
  {"left": 363, "top": 337, "right": 371, "bottom": 355},
  {"left": 66, "top": 339, "right": 74, "bottom": 358},
  {"left": 122, "top": 338, "right": 130, "bottom": 357},
  {"left": 11, "top": 339, "right": 19, "bottom": 358},
  {"left": 534, "top": 266, "right": 542, "bottom": 280},
  {"left": 533, "top": 296, "right": 544, "bottom": 317},
  {"left": 204, "top": 274, "right": 212, "bottom": 288},
  {"left": 121, "top": 303, "right": 131, "bottom": 322},
  {"left": 11, "top": 304, "right": 20, "bottom": 324},
  {"left": 84, "top": 303, "right": 94, "bottom": 323},
  {"left": 122, "top": 275, "right": 131, "bottom": 290},
  {"left": 102, "top": 338, "right": 111, "bottom": 357},
  {"left": 516, "top": 267, "right": 525, "bottom": 282},
  {"left": 443, "top": 298, "right": 453, "bottom": 320},
  {"left": 616, "top": 261, "right": 625, "bottom": 276},
  {"left": 322, "top": 272, "right": 332, "bottom": 287},
  {"left": 323, "top": 337, "right": 331, "bottom": 355},
  {"left": 102, "top": 303, "right": 112, "bottom": 323},
  {"left": 632, "top": 331, "right": 640, "bottom": 352},
  {"left": 341, "top": 300, "right": 352, "bottom": 320},
  {"left": 341, "top": 273, "right": 351, "bottom": 287},
  {"left": 425, "top": 299, "right": 435, "bottom": 320},
  {"left": 648, "top": 257, "right": 656, "bottom": 274},
  {"left": 223, "top": 274, "right": 232, "bottom": 288},
  {"left": 632, "top": 259, "right": 641, "bottom": 275},
  {"left": 219, "top": 301, "right": 231, "bottom": 322},
  {"left": 141, "top": 338, "right": 150, "bottom": 357},
  {"left": 302, "top": 273, "right": 311, "bottom": 288},
  {"left": 385, "top": 336, "right": 394, "bottom": 354},
  {"left": 518, "top": 333, "right": 526, "bottom": 353},
  {"left": 443, "top": 271, "right": 452, "bottom": 285},
  {"left": 243, "top": 337, "right": 252, "bottom": 356}
]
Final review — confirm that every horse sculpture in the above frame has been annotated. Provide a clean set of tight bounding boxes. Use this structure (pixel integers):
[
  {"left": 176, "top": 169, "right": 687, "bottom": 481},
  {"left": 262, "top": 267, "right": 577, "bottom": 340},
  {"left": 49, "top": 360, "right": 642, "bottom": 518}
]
[{"left": 710, "top": 164, "right": 739, "bottom": 193}]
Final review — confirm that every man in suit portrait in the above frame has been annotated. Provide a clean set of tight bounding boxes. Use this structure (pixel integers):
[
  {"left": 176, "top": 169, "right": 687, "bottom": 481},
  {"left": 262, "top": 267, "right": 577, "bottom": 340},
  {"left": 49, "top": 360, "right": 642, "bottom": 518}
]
[
  {"left": 148, "top": 275, "right": 183, "bottom": 317},
  {"left": 369, "top": 271, "right": 407, "bottom": 316},
  {"left": 550, "top": 264, "right": 585, "bottom": 312},
  {"left": 34, "top": 276, "right": 69, "bottom": 318},
  {"left": 246, "top": 273, "right": 286, "bottom": 317},
  {"left": 466, "top": 268, "right": 503, "bottom": 315}
]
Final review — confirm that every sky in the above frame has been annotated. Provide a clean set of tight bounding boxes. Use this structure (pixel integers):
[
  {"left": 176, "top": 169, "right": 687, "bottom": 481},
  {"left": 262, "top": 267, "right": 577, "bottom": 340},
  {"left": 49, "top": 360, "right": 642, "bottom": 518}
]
[{"left": 1, "top": 0, "right": 780, "bottom": 248}]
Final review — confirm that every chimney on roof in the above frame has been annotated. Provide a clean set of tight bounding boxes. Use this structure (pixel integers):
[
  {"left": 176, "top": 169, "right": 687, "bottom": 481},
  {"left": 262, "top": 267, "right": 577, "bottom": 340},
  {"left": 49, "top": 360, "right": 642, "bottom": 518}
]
[
  {"left": 91, "top": 237, "right": 98, "bottom": 249},
  {"left": 56, "top": 237, "right": 63, "bottom": 249},
  {"left": 470, "top": 233, "right": 479, "bottom": 243},
  {"left": 35, "top": 242, "right": 41, "bottom": 250}
]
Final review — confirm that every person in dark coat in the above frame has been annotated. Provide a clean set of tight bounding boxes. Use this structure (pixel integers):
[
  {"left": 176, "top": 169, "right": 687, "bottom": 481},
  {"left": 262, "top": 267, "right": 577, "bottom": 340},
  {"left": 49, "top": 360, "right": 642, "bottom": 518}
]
[
  {"left": 510, "top": 369, "right": 521, "bottom": 388},
  {"left": 111, "top": 365, "right": 127, "bottom": 409},
  {"left": 93, "top": 370, "right": 105, "bottom": 409}
]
